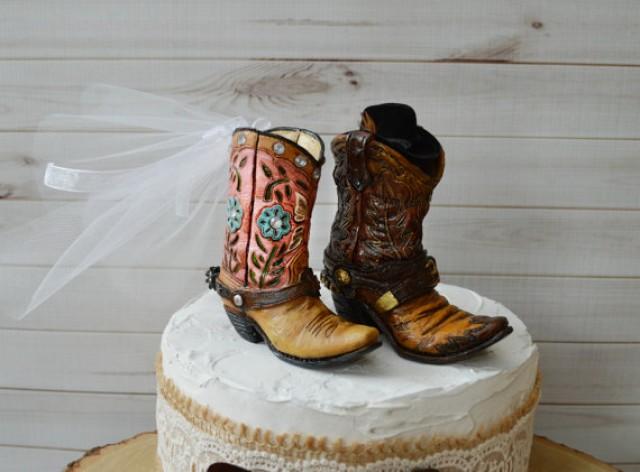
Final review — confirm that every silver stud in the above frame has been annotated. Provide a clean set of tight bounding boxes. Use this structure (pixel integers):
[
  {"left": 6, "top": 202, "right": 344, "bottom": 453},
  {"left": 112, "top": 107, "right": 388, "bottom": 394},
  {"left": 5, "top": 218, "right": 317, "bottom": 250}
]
[
  {"left": 294, "top": 155, "right": 308, "bottom": 168},
  {"left": 273, "top": 142, "right": 285, "bottom": 155},
  {"left": 237, "top": 133, "right": 246, "bottom": 145},
  {"left": 233, "top": 294, "right": 244, "bottom": 307},
  {"left": 312, "top": 167, "right": 321, "bottom": 180},
  {"left": 270, "top": 216, "right": 283, "bottom": 229}
]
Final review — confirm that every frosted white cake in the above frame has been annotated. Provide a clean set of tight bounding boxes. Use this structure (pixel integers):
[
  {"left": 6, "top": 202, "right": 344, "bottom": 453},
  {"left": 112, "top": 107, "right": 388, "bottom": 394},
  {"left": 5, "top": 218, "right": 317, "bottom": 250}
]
[{"left": 156, "top": 284, "right": 540, "bottom": 472}]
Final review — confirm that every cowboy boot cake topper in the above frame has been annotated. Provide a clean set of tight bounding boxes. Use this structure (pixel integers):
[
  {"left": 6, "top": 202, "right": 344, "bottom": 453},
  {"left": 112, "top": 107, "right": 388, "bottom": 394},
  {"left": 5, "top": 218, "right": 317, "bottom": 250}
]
[
  {"left": 322, "top": 103, "right": 513, "bottom": 363},
  {"left": 151, "top": 105, "right": 538, "bottom": 471},
  {"left": 208, "top": 127, "right": 381, "bottom": 367}
]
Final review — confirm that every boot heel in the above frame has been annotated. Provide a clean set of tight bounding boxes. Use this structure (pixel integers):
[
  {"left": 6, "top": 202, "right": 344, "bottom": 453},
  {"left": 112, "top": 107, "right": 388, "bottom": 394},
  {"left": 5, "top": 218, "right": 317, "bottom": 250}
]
[
  {"left": 332, "top": 293, "right": 375, "bottom": 327},
  {"left": 225, "top": 310, "right": 263, "bottom": 344}
]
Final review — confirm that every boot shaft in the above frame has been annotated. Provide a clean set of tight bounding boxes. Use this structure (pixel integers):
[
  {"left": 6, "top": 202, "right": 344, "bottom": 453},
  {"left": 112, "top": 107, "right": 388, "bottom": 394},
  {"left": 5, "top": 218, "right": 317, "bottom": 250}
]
[
  {"left": 326, "top": 106, "right": 445, "bottom": 269},
  {"left": 222, "top": 128, "right": 324, "bottom": 289},
  {"left": 321, "top": 106, "right": 514, "bottom": 363}
]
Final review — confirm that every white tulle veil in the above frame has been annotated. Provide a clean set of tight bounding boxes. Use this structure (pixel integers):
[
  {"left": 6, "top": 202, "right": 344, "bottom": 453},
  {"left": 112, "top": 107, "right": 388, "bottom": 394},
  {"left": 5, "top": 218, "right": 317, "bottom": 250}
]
[{"left": 1, "top": 84, "right": 268, "bottom": 320}]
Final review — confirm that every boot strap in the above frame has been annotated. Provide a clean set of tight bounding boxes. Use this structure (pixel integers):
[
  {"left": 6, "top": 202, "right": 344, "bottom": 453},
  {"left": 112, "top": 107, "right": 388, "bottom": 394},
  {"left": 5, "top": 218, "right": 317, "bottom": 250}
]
[
  {"left": 322, "top": 251, "right": 440, "bottom": 314},
  {"left": 206, "top": 267, "right": 321, "bottom": 311},
  {"left": 346, "top": 130, "right": 373, "bottom": 192}
]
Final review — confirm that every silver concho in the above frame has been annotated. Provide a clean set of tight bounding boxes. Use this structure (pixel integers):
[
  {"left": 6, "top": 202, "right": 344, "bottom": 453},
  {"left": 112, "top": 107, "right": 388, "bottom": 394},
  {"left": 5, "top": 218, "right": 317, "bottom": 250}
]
[
  {"left": 273, "top": 142, "right": 285, "bottom": 155},
  {"left": 294, "top": 154, "right": 308, "bottom": 168}
]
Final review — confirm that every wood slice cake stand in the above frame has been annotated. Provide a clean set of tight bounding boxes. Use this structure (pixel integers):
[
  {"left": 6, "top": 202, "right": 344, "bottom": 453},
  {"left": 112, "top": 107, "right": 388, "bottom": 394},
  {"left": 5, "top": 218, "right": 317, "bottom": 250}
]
[{"left": 65, "top": 432, "right": 619, "bottom": 472}]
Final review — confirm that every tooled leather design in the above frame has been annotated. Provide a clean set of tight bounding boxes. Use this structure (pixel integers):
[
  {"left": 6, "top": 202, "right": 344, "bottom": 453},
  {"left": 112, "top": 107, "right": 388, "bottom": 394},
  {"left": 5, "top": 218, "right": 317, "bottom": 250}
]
[
  {"left": 326, "top": 133, "right": 438, "bottom": 268},
  {"left": 304, "top": 310, "right": 341, "bottom": 339},
  {"left": 246, "top": 294, "right": 379, "bottom": 359},
  {"left": 222, "top": 145, "right": 256, "bottom": 284},
  {"left": 247, "top": 148, "right": 317, "bottom": 289},
  {"left": 381, "top": 291, "right": 506, "bottom": 356},
  {"left": 325, "top": 129, "right": 510, "bottom": 357},
  {"left": 222, "top": 132, "right": 319, "bottom": 290},
  {"left": 217, "top": 131, "right": 381, "bottom": 360}
]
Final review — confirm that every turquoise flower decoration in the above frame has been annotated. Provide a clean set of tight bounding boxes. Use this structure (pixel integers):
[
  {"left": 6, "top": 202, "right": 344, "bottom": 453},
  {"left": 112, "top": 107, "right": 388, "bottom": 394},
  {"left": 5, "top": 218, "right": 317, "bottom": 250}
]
[
  {"left": 226, "top": 197, "right": 243, "bottom": 233},
  {"left": 257, "top": 205, "right": 292, "bottom": 241}
]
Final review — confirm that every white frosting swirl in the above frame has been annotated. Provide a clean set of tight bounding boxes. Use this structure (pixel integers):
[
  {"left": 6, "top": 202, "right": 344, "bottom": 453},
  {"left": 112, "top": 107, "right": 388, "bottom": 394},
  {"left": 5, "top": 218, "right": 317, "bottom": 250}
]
[{"left": 161, "top": 283, "right": 538, "bottom": 442}]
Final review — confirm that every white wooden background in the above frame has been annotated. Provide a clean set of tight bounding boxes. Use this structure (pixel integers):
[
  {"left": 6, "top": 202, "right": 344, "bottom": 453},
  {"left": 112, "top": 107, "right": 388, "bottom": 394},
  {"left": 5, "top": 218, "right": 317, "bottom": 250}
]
[{"left": 1, "top": 1, "right": 640, "bottom": 470}]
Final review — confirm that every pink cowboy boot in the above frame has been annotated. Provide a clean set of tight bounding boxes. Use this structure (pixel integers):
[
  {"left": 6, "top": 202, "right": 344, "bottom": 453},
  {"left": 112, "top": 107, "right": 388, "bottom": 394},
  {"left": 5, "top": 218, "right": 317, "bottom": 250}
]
[{"left": 208, "top": 127, "right": 380, "bottom": 367}]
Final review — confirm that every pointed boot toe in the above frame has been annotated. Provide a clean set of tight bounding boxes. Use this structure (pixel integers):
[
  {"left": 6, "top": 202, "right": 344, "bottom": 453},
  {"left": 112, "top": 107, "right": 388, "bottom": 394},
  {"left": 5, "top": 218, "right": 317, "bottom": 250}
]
[
  {"left": 211, "top": 128, "right": 380, "bottom": 368},
  {"left": 323, "top": 104, "right": 513, "bottom": 364},
  {"left": 344, "top": 324, "right": 381, "bottom": 352},
  {"left": 469, "top": 315, "right": 514, "bottom": 351}
]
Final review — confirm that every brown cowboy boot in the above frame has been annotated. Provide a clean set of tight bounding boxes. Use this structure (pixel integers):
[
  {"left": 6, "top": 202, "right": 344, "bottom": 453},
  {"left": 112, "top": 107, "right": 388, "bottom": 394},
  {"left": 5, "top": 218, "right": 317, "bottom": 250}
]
[
  {"left": 208, "top": 127, "right": 380, "bottom": 368},
  {"left": 322, "top": 104, "right": 512, "bottom": 364}
]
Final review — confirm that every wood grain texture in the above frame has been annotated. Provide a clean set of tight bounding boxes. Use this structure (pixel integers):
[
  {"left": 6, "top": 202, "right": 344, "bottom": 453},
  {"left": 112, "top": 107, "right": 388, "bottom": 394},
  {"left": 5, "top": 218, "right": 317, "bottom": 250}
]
[
  {"left": 416, "top": 206, "right": 640, "bottom": 278},
  {"left": 2, "top": 61, "right": 640, "bottom": 138},
  {"left": 0, "top": 446, "right": 79, "bottom": 472},
  {"left": 1, "top": 328, "right": 638, "bottom": 403},
  {"left": 443, "top": 275, "right": 640, "bottom": 343},
  {"left": 0, "top": 329, "right": 158, "bottom": 393},
  {"left": 0, "top": 266, "right": 199, "bottom": 332},
  {"left": 537, "top": 405, "right": 640, "bottom": 464},
  {"left": 530, "top": 436, "right": 620, "bottom": 471},
  {"left": 538, "top": 343, "right": 640, "bottom": 404},
  {"left": 2, "top": 201, "right": 639, "bottom": 277},
  {"left": 65, "top": 432, "right": 159, "bottom": 472},
  {"left": 3, "top": 1, "right": 640, "bottom": 65},
  {"left": 4, "top": 267, "right": 640, "bottom": 343},
  {"left": 2, "top": 1, "right": 639, "bottom": 466},
  {"left": 0, "top": 389, "right": 155, "bottom": 450},
  {"left": 2, "top": 132, "right": 640, "bottom": 210}
]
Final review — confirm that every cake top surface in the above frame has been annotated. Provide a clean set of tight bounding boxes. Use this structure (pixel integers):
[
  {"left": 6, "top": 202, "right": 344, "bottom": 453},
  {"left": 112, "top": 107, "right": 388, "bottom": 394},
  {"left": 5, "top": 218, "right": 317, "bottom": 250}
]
[{"left": 161, "top": 283, "right": 538, "bottom": 441}]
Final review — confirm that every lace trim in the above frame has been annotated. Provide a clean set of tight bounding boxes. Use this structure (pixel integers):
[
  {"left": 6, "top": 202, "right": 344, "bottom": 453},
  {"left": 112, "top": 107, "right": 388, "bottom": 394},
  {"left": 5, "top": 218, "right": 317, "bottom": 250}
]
[
  {"left": 156, "top": 354, "right": 540, "bottom": 467},
  {"left": 157, "top": 393, "right": 536, "bottom": 472}
]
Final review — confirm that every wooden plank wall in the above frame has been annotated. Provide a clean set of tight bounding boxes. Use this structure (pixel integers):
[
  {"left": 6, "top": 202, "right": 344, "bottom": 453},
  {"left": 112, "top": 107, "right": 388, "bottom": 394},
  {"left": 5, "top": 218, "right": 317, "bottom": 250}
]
[{"left": 1, "top": 1, "right": 639, "bottom": 470}]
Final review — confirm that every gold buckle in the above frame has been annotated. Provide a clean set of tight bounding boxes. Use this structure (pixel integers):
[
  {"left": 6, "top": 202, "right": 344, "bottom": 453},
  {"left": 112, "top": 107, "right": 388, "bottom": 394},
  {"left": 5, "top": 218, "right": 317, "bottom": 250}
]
[
  {"left": 334, "top": 268, "right": 351, "bottom": 286},
  {"left": 374, "top": 291, "right": 399, "bottom": 313}
]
